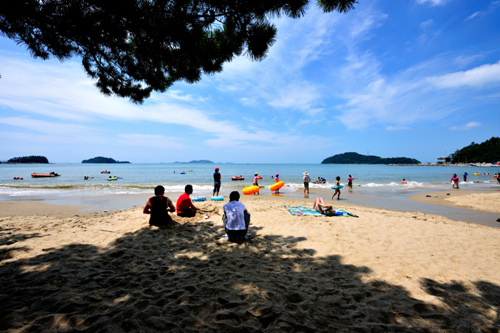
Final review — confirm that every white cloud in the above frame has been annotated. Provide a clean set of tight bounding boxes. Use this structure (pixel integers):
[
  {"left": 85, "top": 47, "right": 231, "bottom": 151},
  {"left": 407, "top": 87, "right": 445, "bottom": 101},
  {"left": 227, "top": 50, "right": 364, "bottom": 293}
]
[
  {"left": 386, "top": 125, "right": 410, "bottom": 131},
  {"left": 0, "top": 117, "right": 92, "bottom": 135},
  {"left": 0, "top": 53, "right": 289, "bottom": 148},
  {"left": 465, "top": 1, "right": 500, "bottom": 21},
  {"left": 428, "top": 61, "right": 500, "bottom": 88},
  {"left": 420, "top": 19, "right": 433, "bottom": 30},
  {"left": 415, "top": 0, "right": 447, "bottom": 6},
  {"left": 117, "top": 134, "right": 187, "bottom": 149},
  {"left": 450, "top": 121, "right": 481, "bottom": 130}
]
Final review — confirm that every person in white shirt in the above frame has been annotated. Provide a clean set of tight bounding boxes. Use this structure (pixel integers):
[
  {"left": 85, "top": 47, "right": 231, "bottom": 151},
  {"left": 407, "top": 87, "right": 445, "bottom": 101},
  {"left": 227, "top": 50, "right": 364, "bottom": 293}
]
[{"left": 223, "top": 191, "right": 251, "bottom": 242}]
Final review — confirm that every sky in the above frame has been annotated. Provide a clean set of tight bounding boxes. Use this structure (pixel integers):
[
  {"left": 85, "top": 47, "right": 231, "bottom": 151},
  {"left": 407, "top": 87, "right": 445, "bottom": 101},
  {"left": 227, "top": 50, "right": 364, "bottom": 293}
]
[{"left": 1, "top": 0, "right": 499, "bottom": 164}]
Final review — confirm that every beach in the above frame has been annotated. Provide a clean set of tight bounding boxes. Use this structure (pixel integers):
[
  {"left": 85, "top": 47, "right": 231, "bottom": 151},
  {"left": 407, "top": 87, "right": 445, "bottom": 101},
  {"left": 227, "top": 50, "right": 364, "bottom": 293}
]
[{"left": 1, "top": 192, "right": 499, "bottom": 332}]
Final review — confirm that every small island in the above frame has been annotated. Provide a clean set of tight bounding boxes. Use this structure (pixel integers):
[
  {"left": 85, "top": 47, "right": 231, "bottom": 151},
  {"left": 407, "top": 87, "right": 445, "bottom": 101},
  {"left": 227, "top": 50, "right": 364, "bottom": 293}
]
[
  {"left": 82, "top": 156, "right": 130, "bottom": 164},
  {"left": 173, "top": 160, "right": 214, "bottom": 164},
  {"left": 322, "top": 152, "right": 420, "bottom": 165},
  {"left": 4, "top": 156, "right": 49, "bottom": 164}
]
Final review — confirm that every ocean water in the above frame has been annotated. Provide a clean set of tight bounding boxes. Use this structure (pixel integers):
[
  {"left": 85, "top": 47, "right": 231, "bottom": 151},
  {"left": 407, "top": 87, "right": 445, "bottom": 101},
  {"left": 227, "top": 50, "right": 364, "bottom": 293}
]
[{"left": 1, "top": 163, "right": 498, "bottom": 200}]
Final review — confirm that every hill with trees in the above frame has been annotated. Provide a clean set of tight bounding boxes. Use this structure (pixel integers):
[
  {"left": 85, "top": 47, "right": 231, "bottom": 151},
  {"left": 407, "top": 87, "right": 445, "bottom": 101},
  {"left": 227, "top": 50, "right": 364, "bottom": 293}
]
[
  {"left": 322, "top": 152, "right": 420, "bottom": 165},
  {"left": 82, "top": 157, "right": 130, "bottom": 164},
  {"left": 6, "top": 156, "right": 49, "bottom": 163},
  {"left": 173, "top": 160, "right": 214, "bottom": 164},
  {"left": 449, "top": 137, "right": 500, "bottom": 163}
]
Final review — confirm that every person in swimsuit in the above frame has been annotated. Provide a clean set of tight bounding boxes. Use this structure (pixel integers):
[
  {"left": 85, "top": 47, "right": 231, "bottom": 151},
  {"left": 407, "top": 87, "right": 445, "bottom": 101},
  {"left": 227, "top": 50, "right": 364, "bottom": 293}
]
[
  {"left": 253, "top": 172, "right": 260, "bottom": 195},
  {"left": 313, "top": 197, "right": 336, "bottom": 216},
  {"left": 347, "top": 175, "right": 354, "bottom": 189},
  {"left": 451, "top": 174, "right": 459, "bottom": 189},
  {"left": 274, "top": 173, "right": 280, "bottom": 193},
  {"left": 331, "top": 176, "right": 341, "bottom": 200}
]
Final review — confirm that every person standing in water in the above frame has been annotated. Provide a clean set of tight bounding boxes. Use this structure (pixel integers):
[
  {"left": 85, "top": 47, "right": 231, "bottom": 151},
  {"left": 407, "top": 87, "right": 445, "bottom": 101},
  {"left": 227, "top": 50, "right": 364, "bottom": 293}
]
[
  {"left": 347, "top": 175, "right": 354, "bottom": 189},
  {"left": 332, "top": 176, "right": 341, "bottom": 200},
  {"left": 213, "top": 167, "right": 221, "bottom": 197},
  {"left": 451, "top": 174, "right": 460, "bottom": 189},
  {"left": 274, "top": 173, "right": 280, "bottom": 193},
  {"left": 253, "top": 172, "right": 260, "bottom": 195},
  {"left": 303, "top": 171, "right": 311, "bottom": 194}
]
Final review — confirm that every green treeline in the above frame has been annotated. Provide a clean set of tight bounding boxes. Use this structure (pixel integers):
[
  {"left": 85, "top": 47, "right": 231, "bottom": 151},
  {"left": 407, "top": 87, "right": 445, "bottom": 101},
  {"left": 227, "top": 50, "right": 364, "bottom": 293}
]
[
  {"left": 449, "top": 137, "right": 500, "bottom": 163},
  {"left": 7, "top": 156, "right": 49, "bottom": 163},
  {"left": 82, "top": 156, "right": 130, "bottom": 164},
  {"left": 322, "top": 152, "right": 420, "bottom": 165}
]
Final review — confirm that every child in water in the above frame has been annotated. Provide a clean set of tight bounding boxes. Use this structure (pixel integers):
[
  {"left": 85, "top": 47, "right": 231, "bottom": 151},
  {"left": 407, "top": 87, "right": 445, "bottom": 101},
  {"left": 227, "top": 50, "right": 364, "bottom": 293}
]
[
  {"left": 274, "top": 173, "right": 280, "bottom": 193},
  {"left": 331, "top": 176, "right": 341, "bottom": 200},
  {"left": 253, "top": 172, "right": 260, "bottom": 195}
]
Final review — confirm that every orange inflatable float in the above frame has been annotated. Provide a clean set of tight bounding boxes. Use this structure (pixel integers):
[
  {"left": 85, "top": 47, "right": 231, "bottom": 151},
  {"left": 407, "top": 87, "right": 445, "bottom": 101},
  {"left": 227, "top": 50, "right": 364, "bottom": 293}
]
[
  {"left": 270, "top": 181, "right": 284, "bottom": 192},
  {"left": 242, "top": 185, "right": 260, "bottom": 195}
]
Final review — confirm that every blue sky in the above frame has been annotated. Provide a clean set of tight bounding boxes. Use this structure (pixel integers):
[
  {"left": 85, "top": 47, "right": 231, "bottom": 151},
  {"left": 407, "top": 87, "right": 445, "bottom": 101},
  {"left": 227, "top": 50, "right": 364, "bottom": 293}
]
[{"left": 1, "top": 0, "right": 499, "bottom": 163}]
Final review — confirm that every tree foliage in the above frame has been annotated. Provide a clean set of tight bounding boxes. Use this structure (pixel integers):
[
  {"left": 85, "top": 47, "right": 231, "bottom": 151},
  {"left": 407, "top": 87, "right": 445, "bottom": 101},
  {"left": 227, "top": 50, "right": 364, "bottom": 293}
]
[
  {"left": 0, "top": 0, "right": 357, "bottom": 103},
  {"left": 449, "top": 137, "right": 500, "bottom": 163},
  {"left": 7, "top": 155, "right": 49, "bottom": 163},
  {"left": 82, "top": 156, "right": 130, "bottom": 163},
  {"left": 322, "top": 152, "right": 420, "bottom": 164}
]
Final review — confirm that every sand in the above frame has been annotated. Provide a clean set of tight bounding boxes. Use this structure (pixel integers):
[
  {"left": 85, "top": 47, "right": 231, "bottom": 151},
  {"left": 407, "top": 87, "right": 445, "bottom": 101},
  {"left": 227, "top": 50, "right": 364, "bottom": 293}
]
[
  {"left": 410, "top": 190, "right": 500, "bottom": 213},
  {"left": 0, "top": 193, "right": 499, "bottom": 332}
]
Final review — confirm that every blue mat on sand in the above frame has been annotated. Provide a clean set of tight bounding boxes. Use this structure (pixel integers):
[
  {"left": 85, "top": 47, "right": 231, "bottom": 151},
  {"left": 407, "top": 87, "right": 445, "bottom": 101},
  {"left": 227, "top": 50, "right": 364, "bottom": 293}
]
[{"left": 284, "top": 205, "right": 355, "bottom": 217}]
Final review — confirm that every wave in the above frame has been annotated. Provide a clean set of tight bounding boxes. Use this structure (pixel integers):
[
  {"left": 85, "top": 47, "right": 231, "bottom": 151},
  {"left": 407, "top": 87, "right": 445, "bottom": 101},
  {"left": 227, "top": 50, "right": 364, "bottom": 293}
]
[{"left": 0, "top": 179, "right": 495, "bottom": 198}]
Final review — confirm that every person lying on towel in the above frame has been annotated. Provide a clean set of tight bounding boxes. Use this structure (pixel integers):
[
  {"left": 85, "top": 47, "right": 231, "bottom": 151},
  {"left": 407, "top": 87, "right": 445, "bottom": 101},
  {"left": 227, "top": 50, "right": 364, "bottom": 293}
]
[{"left": 313, "top": 197, "right": 336, "bottom": 216}]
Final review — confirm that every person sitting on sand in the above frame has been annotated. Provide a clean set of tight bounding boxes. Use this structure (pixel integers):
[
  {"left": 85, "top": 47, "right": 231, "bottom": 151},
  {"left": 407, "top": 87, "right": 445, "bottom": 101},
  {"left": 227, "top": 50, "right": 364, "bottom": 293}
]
[
  {"left": 223, "top": 191, "right": 251, "bottom": 242},
  {"left": 143, "top": 185, "right": 176, "bottom": 227},
  {"left": 451, "top": 174, "right": 459, "bottom": 189},
  {"left": 176, "top": 184, "right": 199, "bottom": 217},
  {"left": 313, "top": 197, "right": 336, "bottom": 216}
]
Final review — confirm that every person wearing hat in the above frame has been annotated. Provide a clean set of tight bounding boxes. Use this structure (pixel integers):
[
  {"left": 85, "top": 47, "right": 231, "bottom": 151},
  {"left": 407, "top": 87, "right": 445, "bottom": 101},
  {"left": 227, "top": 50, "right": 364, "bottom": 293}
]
[
  {"left": 253, "top": 172, "right": 260, "bottom": 195},
  {"left": 303, "top": 171, "right": 311, "bottom": 194},
  {"left": 213, "top": 167, "right": 221, "bottom": 197},
  {"left": 274, "top": 173, "right": 280, "bottom": 193}
]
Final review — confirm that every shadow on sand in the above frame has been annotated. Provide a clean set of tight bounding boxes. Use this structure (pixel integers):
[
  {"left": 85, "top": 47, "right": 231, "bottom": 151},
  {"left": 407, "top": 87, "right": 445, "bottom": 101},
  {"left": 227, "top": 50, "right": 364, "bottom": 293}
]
[{"left": 0, "top": 221, "right": 499, "bottom": 332}]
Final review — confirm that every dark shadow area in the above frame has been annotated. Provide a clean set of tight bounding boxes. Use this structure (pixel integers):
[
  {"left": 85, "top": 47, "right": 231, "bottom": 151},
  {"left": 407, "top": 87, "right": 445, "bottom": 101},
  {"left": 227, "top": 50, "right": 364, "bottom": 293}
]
[
  {"left": 0, "top": 221, "right": 498, "bottom": 332},
  {"left": 0, "top": 227, "right": 45, "bottom": 247}
]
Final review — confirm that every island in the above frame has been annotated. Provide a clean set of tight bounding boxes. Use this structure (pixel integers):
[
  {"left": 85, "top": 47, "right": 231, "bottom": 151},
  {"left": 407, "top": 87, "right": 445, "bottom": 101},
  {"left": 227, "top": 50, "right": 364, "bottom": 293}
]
[
  {"left": 82, "top": 156, "right": 130, "bottom": 164},
  {"left": 5, "top": 156, "right": 49, "bottom": 164},
  {"left": 322, "top": 152, "right": 420, "bottom": 165},
  {"left": 173, "top": 160, "right": 214, "bottom": 164}
]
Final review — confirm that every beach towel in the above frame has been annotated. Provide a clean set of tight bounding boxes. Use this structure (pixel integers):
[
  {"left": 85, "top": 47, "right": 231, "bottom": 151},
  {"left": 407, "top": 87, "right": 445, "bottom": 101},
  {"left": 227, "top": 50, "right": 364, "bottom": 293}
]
[
  {"left": 285, "top": 205, "right": 323, "bottom": 216},
  {"left": 285, "top": 205, "right": 357, "bottom": 217}
]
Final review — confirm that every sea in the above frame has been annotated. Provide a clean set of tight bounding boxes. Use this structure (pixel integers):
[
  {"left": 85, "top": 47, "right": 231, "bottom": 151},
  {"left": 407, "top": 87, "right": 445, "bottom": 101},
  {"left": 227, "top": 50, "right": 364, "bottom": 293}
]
[{"left": 1, "top": 163, "right": 499, "bottom": 226}]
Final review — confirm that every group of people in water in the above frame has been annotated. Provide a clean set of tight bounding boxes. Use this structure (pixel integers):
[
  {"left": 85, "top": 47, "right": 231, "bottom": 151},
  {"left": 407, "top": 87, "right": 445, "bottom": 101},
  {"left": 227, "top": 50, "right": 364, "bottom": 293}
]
[{"left": 450, "top": 172, "right": 500, "bottom": 188}]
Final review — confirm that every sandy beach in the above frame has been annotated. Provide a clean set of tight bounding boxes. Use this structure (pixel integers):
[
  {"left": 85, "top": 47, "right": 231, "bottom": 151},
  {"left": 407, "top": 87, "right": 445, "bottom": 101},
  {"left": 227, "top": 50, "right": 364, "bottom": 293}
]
[{"left": 1, "top": 192, "right": 499, "bottom": 332}]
